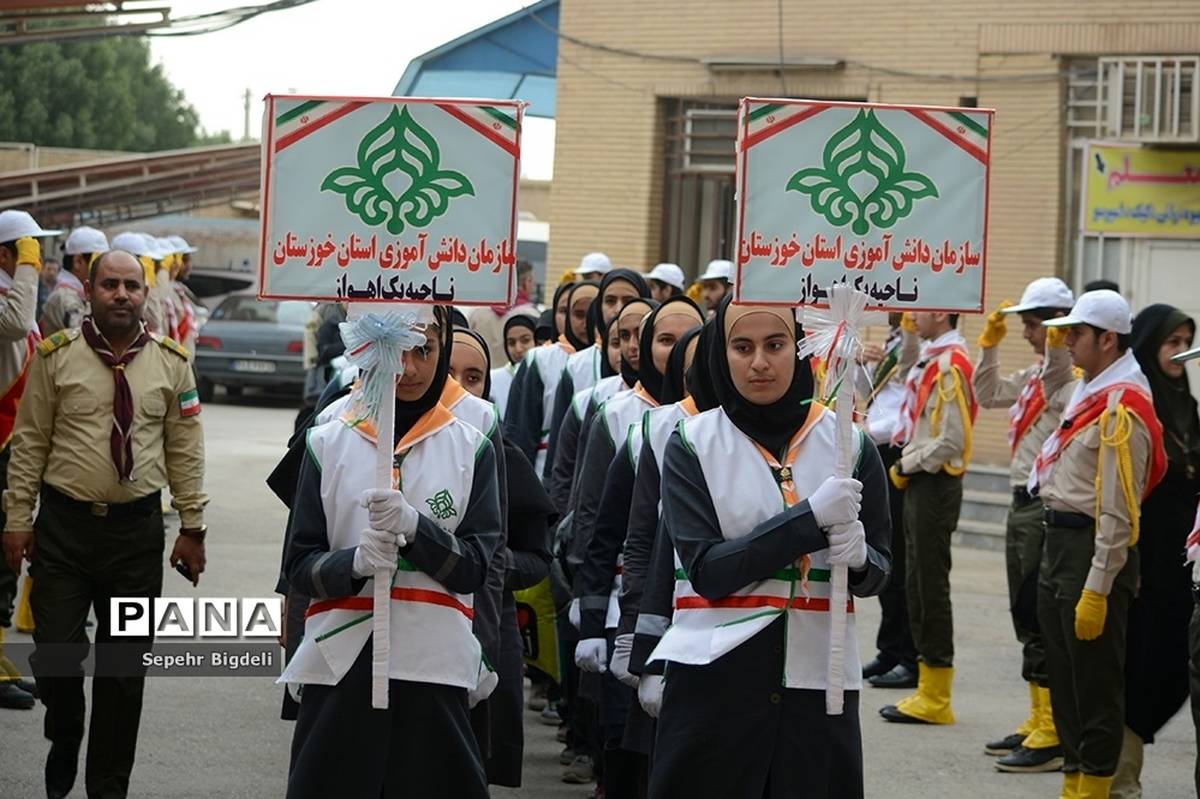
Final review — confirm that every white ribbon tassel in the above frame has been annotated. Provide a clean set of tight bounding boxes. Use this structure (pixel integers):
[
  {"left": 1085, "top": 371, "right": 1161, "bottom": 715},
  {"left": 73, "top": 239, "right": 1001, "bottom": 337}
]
[
  {"left": 800, "top": 285, "right": 871, "bottom": 716},
  {"left": 341, "top": 305, "right": 430, "bottom": 711}
]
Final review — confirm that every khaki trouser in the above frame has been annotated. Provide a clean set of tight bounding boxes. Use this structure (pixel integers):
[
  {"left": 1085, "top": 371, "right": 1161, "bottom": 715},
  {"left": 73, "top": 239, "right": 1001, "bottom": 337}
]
[
  {"left": 903, "top": 471, "right": 962, "bottom": 668},
  {"left": 1038, "top": 519, "right": 1137, "bottom": 777}
]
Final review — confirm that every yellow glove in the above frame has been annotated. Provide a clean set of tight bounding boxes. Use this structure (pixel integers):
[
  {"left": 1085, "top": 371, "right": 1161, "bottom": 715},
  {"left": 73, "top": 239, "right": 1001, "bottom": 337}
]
[
  {"left": 1074, "top": 589, "right": 1107, "bottom": 641},
  {"left": 977, "top": 301, "right": 1013, "bottom": 348},
  {"left": 900, "top": 312, "right": 917, "bottom": 334},
  {"left": 686, "top": 282, "right": 703, "bottom": 304},
  {"left": 1046, "top": 324, "right": 1068, "bottom": 349},
  {"left": 889, "top": 463, "right": 910, "bottom": 490},
  {"left": 139, "top": 255, "right": 157, "bottom": 288},
  {"left": 14, "top": 237, "right": 42, "bottom": 272},
  {"left": 559, "top": 269, "right": 577, "bottom": 285}
]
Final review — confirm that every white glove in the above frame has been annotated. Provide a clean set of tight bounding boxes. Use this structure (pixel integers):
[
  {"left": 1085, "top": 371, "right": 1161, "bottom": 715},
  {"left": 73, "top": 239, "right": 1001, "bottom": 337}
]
[
  {"left": 807, "top": 476, "right": 862, "bottom": 529},
  {"left": 638, "top": 675, "right": 665, "bottom": 718},
  {"left": 468, "top": 664, "right": 499, "bottom": 709},
  {"left": 575, "top": 638, "right": 608, "bottom": 673},
  {"left": 611, "top": 633, "right": 637, "bottom": 688},
  {"left": 1192, "top": 557, "right": 1200, "bottom": 585},
  {"left": 361, "top": 488, "right": 419, "bottom": 543},
  {"left": 352, "top": 527, "right": 398, "bottom": 577},
  {"left": 826, "top": 520, "right": 868, "bottom": 570},
  {"left": 568, "top": 598, "right": 581, "bottom": 630}
]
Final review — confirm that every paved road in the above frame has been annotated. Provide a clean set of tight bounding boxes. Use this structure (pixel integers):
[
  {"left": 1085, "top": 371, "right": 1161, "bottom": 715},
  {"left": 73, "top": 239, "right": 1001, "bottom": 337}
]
[{"left": 0, "top": 397, "right": 1193, "bottom": 797}]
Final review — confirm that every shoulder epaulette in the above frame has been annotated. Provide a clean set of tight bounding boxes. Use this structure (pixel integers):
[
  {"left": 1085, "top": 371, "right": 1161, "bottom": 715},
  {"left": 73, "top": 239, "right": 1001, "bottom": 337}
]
[
  {"left": 36, "top": 328, "right": 79, "bottom": 357},
  {"left": 151, "top": 333, "right": 191, "bottom": 360}
]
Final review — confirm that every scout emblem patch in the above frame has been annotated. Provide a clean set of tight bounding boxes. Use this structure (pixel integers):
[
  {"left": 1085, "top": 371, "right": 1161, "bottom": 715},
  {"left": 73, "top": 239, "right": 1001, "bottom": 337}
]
[
  {"left": 425, "top": 489, "right": 457, "bottom": 520},
  {"left": 179, "top": 388, "right": 201, "bottom": 417}
]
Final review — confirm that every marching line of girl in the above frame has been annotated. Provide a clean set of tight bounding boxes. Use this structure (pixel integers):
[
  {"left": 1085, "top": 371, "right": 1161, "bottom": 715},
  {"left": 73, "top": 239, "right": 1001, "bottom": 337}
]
[{"left": 268, "top": 252, "right": 1195, "bottom": 799}]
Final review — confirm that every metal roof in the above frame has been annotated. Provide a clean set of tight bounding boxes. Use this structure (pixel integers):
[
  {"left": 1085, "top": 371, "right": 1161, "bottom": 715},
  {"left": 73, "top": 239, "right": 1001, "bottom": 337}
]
[{"left": 393, "top": 0, "right": 558, "bottom": 118}]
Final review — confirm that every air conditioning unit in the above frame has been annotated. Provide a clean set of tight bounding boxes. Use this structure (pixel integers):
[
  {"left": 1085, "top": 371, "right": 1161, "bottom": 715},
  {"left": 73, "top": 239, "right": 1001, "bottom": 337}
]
[
  {"left": 682, "top": 109, "right": 738, "bottom": 173},
  {"left": 1098, "top": 57, "right": 1200, "bottom": 142}
]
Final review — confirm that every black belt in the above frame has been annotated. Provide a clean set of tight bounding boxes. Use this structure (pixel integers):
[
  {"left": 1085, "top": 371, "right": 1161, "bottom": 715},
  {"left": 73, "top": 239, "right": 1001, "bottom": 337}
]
[
  {"left": 42, "top": 484, "right": 161, "bottom": 519},
  {"left": 1013, "top": 487, "right": 1035, "bottom": 506},
  {"left": 1043, "top": 507, "right": 1094, "bottom": 529}
]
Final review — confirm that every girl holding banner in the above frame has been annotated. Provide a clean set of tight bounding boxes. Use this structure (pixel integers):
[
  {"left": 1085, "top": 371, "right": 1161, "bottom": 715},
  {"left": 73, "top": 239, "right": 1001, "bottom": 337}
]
[
  {"left": 645, "top": 297, "right": 891, "bottom": 799},
  {"left": 278, "top": 310, "right": 503, "bottom": 799}
]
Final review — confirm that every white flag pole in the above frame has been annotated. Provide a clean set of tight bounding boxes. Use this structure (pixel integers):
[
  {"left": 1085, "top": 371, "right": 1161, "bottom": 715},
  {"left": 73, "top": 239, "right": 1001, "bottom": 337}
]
[
  {"left": 799, "top": 284, "right": 871, "bottom": 715},
  {"left": 341, "top": 305, "right": 430, "bottom": 711}
]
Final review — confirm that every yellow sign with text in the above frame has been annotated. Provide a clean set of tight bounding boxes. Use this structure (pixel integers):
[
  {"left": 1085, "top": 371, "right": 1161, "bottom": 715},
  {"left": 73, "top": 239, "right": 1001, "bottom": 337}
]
[{"left": 1084, "top": 142, "right": 1200, "bottom": 237}]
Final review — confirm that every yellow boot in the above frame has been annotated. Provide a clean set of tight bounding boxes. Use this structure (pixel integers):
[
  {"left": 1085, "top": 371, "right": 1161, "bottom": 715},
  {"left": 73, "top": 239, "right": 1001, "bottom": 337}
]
[
  {"left": 14, "top": 575, "right": 33, "bottom": 634},
  {"left": 1016, "top": 681, "right": 1038, "bottom": 737},
  {"left": 986, "top": 681, "right": 1038, "bottom": 754},
  {"left": 1077, "top": 773, "right": 1113, "bottom": 799},
  {"left": 1022, "top": 685, "right": 1060, "bottom": 749},
  {"left": 880, "top": 663, "right": 955, "bottom": 724},
  {"left": 1060, "top": 772, "right": 1081, "bottom": 799}
]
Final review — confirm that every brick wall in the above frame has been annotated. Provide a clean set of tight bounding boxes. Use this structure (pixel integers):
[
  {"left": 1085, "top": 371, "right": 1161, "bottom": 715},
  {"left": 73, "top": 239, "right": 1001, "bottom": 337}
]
[{"left": 548, "top": 0, "right": 1200, "bottom": 464}]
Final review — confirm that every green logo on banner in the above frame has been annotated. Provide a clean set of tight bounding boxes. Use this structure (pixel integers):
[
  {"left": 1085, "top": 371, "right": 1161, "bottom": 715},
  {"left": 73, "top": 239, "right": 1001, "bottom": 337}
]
[
  {"left": 321, "top": 106, "right": 475, "bottom": 235},
  {"left": 786, "top": 109, "right": 938, "bottom": 235},
  {"left": 425, "top": 489, "right": 457, "bottom": 521}
]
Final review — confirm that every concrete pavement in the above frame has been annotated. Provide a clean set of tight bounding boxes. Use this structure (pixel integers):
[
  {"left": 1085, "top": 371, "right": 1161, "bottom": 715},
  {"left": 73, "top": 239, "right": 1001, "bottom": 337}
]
[{"left": 0, "top": 397, "right": 1193, "bottom": 797}]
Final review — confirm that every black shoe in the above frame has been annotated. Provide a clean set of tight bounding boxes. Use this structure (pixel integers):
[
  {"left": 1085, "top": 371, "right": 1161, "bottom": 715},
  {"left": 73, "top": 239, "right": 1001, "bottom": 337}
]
[
  {"left": 45, "top": 739, "right": 80, "bottom": 799},
  {"left": 14, "top": 677, "right": 37, "bottom": 698},
  {"left": 869, "top": 662, "right": 918, "bottom": 689},
  {"left": 994, "top": 745, "right": 1064, "bottom": 773},
  {"left": 879, "top": 704, "right": 932, "bottom": 724},
  {"left": 862, "top": 656, "right": 897, "bottom": 679},
  {"left": 0, "top": 682, "right": 34, "bottom": 710},
  {"left": 984, "top": 732, "right": 1026, "bottom": 756}
]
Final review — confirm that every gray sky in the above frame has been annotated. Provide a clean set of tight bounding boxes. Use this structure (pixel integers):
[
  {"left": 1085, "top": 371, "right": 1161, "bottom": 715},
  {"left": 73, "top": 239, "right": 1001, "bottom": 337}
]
[{"left": 149, "top": 0, "right": 555, "bottom": 179}]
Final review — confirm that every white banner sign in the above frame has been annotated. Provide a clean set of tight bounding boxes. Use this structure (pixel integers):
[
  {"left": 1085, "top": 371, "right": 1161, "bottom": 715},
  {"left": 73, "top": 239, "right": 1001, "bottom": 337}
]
[
  {"left": 734, "top": 98, "right": 992, "bottom": 312},
  {"left": 259, "top": 95, "right": 523, "bottom": 304}
]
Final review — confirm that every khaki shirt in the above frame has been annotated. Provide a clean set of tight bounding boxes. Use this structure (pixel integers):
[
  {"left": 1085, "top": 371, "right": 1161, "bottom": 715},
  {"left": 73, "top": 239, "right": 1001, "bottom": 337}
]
[
  {"left": 1041, "top": 397, "right": 1151, "bottom": 595},
  {"left": 897, "top": 330, "right": 973, "bottom": 475},
  {"left": 3, "top": 327, "right": 208, "bottom": 531},
  {"left": 39, "top": 285, "right": 87, "bottom": 336},
  {"left": 974, "top": 342, "right": 1075, "bottom": 486}
]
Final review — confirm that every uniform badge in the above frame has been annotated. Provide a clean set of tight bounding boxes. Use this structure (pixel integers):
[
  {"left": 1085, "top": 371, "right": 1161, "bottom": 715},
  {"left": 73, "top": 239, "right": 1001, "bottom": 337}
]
[{"left": 179, "top": 388, "right": 201, "bottom": 418}]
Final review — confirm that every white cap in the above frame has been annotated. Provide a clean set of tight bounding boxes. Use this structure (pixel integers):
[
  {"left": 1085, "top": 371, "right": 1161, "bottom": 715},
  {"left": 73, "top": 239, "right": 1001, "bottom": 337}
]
[
  {"left": 646, "top": 262, "right": 685, "bottom": 290},
  {"left": 155, "top": 237, "right": 177, "bottom": 258},
  {"left": 63, "top": 226, "right": 109, "bottom": 256},
  {"left": 1002, "top": 277, "right": 1075, "bottom": 315},
  {"left": 110, "top": 231, "right": 154, "bottom": 258},
  {"left": 167, "top": 234, "right": 198, "bottom": 254},
  {"left": 1043, "top": 289, "right": 1132, "bottom": 335},
  {"left": 576, "top": 252, "right": 612, "bottom": 276},
  {"left": 0, "top": 209, "right": 61, "bottom": 242},
  {"left": 698, "top": 259, "right": 733, "bottom": 282},
  {"left": 1172, "top": 345, "right": 1200, "bottom": 363}
]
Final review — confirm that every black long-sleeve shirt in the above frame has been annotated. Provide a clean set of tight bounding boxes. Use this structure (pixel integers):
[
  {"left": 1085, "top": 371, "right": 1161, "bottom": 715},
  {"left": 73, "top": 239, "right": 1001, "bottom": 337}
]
[
  {"left": 284, "top": 436, "right": 503, "bottom": 604},
  {"left": 577, "top": 443, "right": 638, "bottom": 638}
]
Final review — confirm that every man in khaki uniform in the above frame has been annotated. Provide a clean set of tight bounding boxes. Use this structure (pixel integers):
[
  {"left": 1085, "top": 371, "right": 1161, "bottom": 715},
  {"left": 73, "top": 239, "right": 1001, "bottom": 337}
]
[
  {"left": 881, "top": 311, "right": 978, "bottom": 726},
  {"left": 1, "top": 249, "right": 208, "bottom": 799},
  {"left": 41, "top": 226, "right": 107, "bottom": 336},
  {"left": 974, "top": 278, "right": 1076, "bottom": 772},
  {"left": 1032, "top": 290, "right": 1167, "bottom": 799}
]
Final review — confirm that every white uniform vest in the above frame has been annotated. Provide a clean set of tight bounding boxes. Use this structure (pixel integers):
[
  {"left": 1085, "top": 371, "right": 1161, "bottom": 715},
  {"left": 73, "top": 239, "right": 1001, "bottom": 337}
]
[
  {"left": 279, "top": 411, "right": 486, "bottom": 690},
  {"left": 563, "top": 345, "right": 601, "bottom": 398},
  {"left": 442, "top": 381, "right": 498, "bottom": 439},
  {"left": 592, "top": 388, "right": 657, "bottom": 627},
  {"left": 530, "top": 343, "right": 573, "bottom": 473},
  {"left": 648, "top": 406, "right": 864, "bottom": 690},
  {"left": 573, "top": 374, "right": 627, "bottom": 423},
  {"left": 490, "top": 363, "right": 516, "bottom": 421}
]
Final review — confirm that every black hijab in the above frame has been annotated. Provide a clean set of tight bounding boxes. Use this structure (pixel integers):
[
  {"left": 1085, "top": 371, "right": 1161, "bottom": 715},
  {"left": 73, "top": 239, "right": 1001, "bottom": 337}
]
[
  {"left": 708, "top": 295, "right": 813, "bottom": 458},
  {"left": 597, "top": 314, "right": 618, "bottom": 378},
  {"left": 394, "top": 306, "right": 453, "bottom": 443},
  {"left": 686, "top": 320, "right": 720, "bottom": 413},
  {"left": 563, "top": 282, "right": 599, "bottom": 351},
  {"left": 1132, "top": 303, "right": 1200, "bottom": 474},
  {"left": 638, "top": 296, "right": 705, "bottom": 403},
  {"left": 534, "top": 309, "right": 554, "bottom": 345},
  {"left": 502, "top": 312, "right": 537, "bottom": 365},
  {"left": 548, "top": 282, "right": 573, "bottom": 341},
  {"left": 597, "top": 268, "right": 650, "bottom": 312},
  {"left": 453, "top": 326, "right": 493, "bottom": 399},
  {"left": 616, "top": 298, "right": 657, "bottom": 388},
  {"left": 661, "top": 324, "right": 704, "bottom": 406}
]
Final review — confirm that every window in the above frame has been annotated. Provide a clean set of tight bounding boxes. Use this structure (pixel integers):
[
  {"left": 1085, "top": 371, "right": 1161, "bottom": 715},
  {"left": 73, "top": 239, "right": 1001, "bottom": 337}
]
[{"left": 661, "top": 99, "right": 738, "bottom": 278}]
